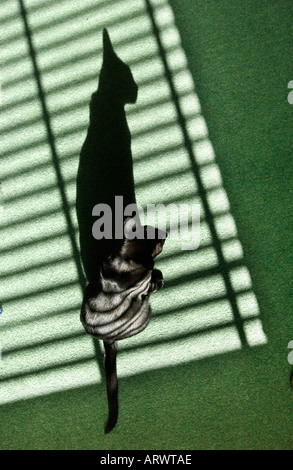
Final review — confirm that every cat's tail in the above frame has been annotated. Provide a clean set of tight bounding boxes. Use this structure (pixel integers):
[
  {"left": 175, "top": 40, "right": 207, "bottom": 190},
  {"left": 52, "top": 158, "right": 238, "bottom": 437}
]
[{"left": 104, "top": 340, "right": 119, "bottom": 434}]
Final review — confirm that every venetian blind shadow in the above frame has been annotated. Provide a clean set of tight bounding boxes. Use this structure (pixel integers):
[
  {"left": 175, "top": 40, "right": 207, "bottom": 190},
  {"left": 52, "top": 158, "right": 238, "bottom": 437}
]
[{"left": 0, "top": 0, "right": 267, "bottom": 406}]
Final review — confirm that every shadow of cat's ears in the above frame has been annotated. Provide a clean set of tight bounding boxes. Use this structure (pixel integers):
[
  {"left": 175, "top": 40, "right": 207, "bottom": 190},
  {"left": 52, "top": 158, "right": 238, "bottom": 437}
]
[
  {"left": 103, "top": 28, "right": 115, "bottom": 58},
  {"left": 103, "top": 28, "right": 110, "bottom": 42}
]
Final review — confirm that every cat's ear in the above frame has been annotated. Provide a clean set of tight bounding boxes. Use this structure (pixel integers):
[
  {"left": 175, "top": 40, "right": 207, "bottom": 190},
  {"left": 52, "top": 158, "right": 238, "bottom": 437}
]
[{"left": 103, "top": 28, "right": 115, "bottom": 65}]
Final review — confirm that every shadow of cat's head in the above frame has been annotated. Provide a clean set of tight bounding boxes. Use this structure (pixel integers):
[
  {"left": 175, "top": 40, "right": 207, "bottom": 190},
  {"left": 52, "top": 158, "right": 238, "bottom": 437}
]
[{"left": 100, "top": 28, "right": 138, "bottom": 105}]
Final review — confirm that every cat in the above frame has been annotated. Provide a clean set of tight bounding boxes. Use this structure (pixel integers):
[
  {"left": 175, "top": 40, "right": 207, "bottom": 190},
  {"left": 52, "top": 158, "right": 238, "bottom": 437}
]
[
  {"left": 81, "top": 218, "right": 166, "bottom": 433},
  {"left": 76, "top": 29, "right": 166, "bottom": 434}
]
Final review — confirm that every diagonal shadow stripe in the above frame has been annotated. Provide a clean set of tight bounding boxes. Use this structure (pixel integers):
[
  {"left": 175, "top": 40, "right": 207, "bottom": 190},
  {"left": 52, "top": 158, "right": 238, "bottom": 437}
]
[
  {"left": 18, "top": 0, "right": 104, "bottom": 374},
  {"left": 145, "top": 0, "right": 248, "bottom": 347}
]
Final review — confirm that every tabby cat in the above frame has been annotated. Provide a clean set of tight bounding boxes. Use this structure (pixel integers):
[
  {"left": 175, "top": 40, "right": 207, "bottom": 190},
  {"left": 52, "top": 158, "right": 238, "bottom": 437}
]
[{"left": 76, "top": 29, "right": 166, "bottom": 434}]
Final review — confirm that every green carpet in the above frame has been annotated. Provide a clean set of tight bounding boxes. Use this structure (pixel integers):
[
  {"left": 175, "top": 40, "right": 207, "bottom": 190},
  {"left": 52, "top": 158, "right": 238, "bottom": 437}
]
[{"left": 0, "top": 0, "right": 292, "bottom": 450}]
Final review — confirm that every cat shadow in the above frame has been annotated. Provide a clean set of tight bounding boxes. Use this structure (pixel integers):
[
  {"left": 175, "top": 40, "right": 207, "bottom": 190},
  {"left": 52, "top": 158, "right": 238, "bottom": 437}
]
[
  {"left": 76, "top": 29, "right": 139, "bottom": 375},
  {"left": 76, "top": 28, "right": 138, "bottom": 283}
]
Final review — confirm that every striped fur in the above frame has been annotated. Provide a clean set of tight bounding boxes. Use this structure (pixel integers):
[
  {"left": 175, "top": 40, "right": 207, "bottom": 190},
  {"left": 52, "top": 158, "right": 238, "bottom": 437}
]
[{"left": 81, "top": 259, "right": 153, "bottom": 341}]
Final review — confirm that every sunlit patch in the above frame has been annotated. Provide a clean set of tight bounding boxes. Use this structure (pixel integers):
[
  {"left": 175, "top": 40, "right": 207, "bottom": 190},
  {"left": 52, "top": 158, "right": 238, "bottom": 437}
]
[
  {"left": 243, "top": 318, "right": 267, "bottom": 347},
  {"left": 0, "top": 360, "right": 101, "bottom": 406},
  {"left": 207, "top": 187, "right": 230, "bottom": 214},
  {"left": 194, "top": 139, "right": 216, "bottom": 164},
  {"left": 128, "top": 100, "right": 177, "bottom": 136},
  {"left": 160, "top": 26, "right": 181, "bottom": 49},
  {"left": 166, "top": 49, "right": 187, "bottom": 70},
  {"left": 154, "top": 3, "right": 175, "bottom": 27},
  {"left": 237, "top": 291, "right": 260, "bottom": 319},
  {"left": 130, "top": 77, "right": 170, "bottom": 109},
  {"left": 134, "top": 148, "right": 190, "bottom": 185},
  {"left": 0, "top": 0, "right": 267, "bottom": 405},
  {"left": 200, "top": 164, "right": 222, "bottom": 190},
  {"left": 180, "top": 93, "right": 201, "bottom": 116},
  {"left": 222, "top": 238, "right": 244, "bottom": 262},
  {"left": 157, "top": 246, "right": 219, "bottom": 280},
  {"left": 215, "top": 213, "right": 238, "bottom": 239},
  {"left": 186, "top": 116, "right": 208, "bottom": 140},
  {"left": 119, "top": 326, "right": 242, "bottom": 376},
  {"left": 172, "top": 69, "right": 194, "bottom": 93},
  {"left": 229, "top": 266, "right": 252, "bottom": 292},
  {"left": 0, "top": 0, "right": 19, "bottom": 22},
  {"left": 131, "top": 56, "right": 164, "bottom": 85}
]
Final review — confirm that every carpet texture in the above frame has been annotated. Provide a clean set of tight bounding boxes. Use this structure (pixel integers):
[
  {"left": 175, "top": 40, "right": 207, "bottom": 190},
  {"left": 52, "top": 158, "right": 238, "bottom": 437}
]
[{"left": 0, "top": 0, "right": 292, "bottom": 449}]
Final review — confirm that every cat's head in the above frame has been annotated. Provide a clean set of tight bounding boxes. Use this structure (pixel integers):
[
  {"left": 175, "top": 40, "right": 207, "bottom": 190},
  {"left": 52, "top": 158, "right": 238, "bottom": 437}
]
[
  {"left": 100, "top": 28, "right": 138, "bottom": 104},
  {"left": 120, "top": 218, "right": 167, "bottom": 270}
]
